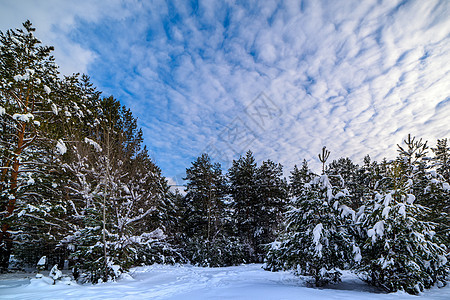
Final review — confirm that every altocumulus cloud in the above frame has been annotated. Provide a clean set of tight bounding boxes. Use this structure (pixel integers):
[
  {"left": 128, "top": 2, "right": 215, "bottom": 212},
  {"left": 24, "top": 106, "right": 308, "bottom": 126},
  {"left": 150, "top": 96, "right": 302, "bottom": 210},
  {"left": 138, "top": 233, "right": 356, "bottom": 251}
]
[{"left": 1, "top": 0, "right": 449, "bottom": 180}]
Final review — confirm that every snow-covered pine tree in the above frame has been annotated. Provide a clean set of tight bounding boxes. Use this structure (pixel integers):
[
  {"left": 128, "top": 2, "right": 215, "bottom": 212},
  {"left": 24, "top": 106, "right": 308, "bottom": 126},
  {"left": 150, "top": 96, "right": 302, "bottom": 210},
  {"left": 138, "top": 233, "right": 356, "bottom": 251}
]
[
  {"left": 227, "top": 151, "right": 288, "bottom": 262},
  {"left": 326, "top": 157, "right": 361, "bottom": 209},
  {"left": 432, "top": 138, "right": 450, "bottom": 183},
  {"left": 0, "top": 21, "right": 68, "bottom": 271},
  {"left": 254, "top": 159, "right": 289, "bottom": 261},
  {"left": 357, "top": 136, "right": 449, "bottom": 294},
  {"left": 182, "top": 153, "right": 231, "bottom": 266},
  {"left": 420, "top": 167, "right": 450, "bottom": 249},
  {"left": 109, "top": 147, "right": 176, "bottom": 269},
  {"left": 289, "top": 159, "right": 314, "bottom": 198},
  {"left": 429, "top": 138, "right": 450, "bottom": 245},
  {"left": 397, "top": 135, "right": 449, "bottom": 247},
  {"left": 60, "top": 96, "right": 174, "bottom": 282},
  {"left": 10, "top": 74, "right": 100, "bottom": 269},
  {"left": 227, "top": 150, "right": 259, "bottom": 262},
  {"left": 144, "top": 188, "right": 186, "bottom": 265},
  {"left": 265, "top": 149, "right": 355, "bottom": 286}
]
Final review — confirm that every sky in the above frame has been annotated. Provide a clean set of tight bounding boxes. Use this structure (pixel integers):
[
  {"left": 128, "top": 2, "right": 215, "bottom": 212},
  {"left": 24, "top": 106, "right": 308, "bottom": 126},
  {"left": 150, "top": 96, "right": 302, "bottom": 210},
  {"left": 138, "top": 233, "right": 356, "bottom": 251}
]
[{"left": 1, "top": 0, "right": 449, "bottom": 184}]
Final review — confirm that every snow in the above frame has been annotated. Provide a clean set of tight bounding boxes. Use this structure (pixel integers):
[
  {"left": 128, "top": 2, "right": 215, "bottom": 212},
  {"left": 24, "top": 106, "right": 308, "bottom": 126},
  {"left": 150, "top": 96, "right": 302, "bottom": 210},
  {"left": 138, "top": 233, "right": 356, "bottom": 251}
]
[
  {"left": 383, "top": 193, "right": 392, "bottom": 206},
  {"left": 352, "top": 245, "right": 362, "bottom": 263},
  {"left": 51, "top": 103, "right": 58, "bottom": 115},
  {"left": 26, "top": 176, "right": 35, "bottom": 185},
  {"left": 406, "top": 179, "right": 413, "bottom": 188},
  {"left": 12, "top": 113, "right": 34, "bottom": 122},
  {"left": 84, "top": 137, "right": 102, "bottom": 152},
  {"left": 49, "top": 265, "right": 62, "bottom": 281},
  {"left": 339, "top": 205, "right": 355, "bottom": 220},
  {"left": 36, "top": 256, "right": 46, "bottom": 266},
  {"left": 368, "top": 220, "right": 385, "bottom": 242},
  {"left": 13, "top": 70, "right": 34, "bottom": 82},
  {"left": 398, "top": 203, "right": 406, "bottom": 218},
  {"left": 0, "top": 106, "right": 5, "bottom": 116},
  {"left": 0, "top": 264, "right": 449, "bottom": 300},
  {"left": 319, "top": 175, "right": 333, "bottom": 200},
  {"left": 443, "top": 182, "right": 450, "bottom": 191},
  {"left": 312, "top": 223, "right": 323, "bottom": 245},
  {"left": 56, "top": 139, "right": 67, "bottom": 155},
  {"left": 406, "top": 194, "right": 415, "bottom": 204},
  {"left": 438, "top": 255, "right": 448, "bottom": 266},
  {"left": 382, "top": 206, "right": 390, "bottom": 218},
  {"left": 312, "top": 223, "right": 323, "bottom": 257},
  {"left": 11, "top": 36, "right": 20, "bottom": 44},
  {"left": 43, "top": 85, "right": 51, "bottom": 94}
]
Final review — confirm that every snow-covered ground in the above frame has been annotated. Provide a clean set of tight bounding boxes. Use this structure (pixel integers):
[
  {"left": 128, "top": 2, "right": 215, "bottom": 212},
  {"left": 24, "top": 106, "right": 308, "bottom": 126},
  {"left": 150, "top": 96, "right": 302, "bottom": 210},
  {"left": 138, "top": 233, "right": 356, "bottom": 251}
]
[{"left": 0, "top": 264, "right": 449, "bottom": 300}]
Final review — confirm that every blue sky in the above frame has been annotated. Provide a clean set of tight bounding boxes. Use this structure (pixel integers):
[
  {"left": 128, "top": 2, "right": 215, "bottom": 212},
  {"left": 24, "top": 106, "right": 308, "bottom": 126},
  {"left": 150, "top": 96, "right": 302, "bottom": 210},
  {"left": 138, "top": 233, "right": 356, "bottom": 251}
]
[{"left": 1, "top": 0, "right": 449, "bottom": 183}]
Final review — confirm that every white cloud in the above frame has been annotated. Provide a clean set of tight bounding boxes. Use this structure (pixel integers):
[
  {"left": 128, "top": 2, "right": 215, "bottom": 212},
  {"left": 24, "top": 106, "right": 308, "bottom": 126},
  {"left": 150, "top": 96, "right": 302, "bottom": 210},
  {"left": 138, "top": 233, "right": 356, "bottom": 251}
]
[
  {"left": 0, "top": 0, "right": 139, "bottom": 74},
  {"left": 2, "top": 0, "right": 449, "bottom": 177}
]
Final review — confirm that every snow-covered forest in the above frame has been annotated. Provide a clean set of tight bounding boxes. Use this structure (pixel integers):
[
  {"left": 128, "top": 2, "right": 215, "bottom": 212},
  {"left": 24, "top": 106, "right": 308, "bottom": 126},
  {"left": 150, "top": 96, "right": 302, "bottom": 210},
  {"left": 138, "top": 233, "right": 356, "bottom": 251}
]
[{"left": 1, "top": 22, "right": 449, "bottom": 297}]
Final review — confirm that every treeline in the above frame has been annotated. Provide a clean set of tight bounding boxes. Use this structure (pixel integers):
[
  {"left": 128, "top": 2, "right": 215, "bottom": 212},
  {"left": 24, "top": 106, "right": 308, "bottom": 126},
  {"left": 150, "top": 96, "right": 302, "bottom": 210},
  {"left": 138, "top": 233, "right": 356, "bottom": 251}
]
[
  {"left": 1, "top": 22, "right": 449, "bottom": 294},
  {"left": 180, "top": 139, "right": 450, "bottom": 294}
]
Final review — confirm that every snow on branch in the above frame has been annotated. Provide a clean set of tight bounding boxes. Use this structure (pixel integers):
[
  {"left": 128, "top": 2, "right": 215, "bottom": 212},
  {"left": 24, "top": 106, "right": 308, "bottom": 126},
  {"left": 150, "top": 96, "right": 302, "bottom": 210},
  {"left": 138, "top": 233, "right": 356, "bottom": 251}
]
[{"left": 84, "top": 137, "right": 102, "bottom": 152}]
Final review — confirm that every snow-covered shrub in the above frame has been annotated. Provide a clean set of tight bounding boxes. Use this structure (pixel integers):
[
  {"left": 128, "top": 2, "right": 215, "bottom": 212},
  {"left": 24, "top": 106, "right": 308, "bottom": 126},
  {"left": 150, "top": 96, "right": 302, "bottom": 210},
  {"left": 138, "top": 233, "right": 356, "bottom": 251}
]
[
  {"left": 37, "top": 256, "right": 47, "bottom": 272},
  {"left": 49, "top": 264, "right": 63, "bottom": 283}
]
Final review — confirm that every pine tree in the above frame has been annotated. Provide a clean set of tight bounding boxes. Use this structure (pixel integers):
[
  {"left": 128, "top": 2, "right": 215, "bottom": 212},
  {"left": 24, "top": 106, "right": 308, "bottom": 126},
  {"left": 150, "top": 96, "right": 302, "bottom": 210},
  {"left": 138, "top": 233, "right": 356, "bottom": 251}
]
[
  {"left": 0, "top": 21, "right": 66, "bottom": 271},
  {"left": 266, "top": 173, "right": 354, "bottom": 286},
  {"left": 266, "top": 149, "right": 354, "bottom": 286},
  {"left": 431, "top": 138, "right": 450, "bottom": 183},
  {"left": 290, "top": 159, "right": 314, "bottom": 198},
  {"left": 429, "top": 138, "right": 450, "bottom": 244},
  {"left": 356, "top": 136, "right": 449, "bottom": 294},
  {"left": 254, "top": 159, "right": 289, "bottom": 261},
  {"left": 1, "top": 21, "right": 179, "bottom": 276},
  {"left": 227, "top": 151, "right": 288, "bottom": 262},
  {"left": 326, "top": 157, "right": 361, "bottom": 209},
  {"left": 62, "top": 96, "right": 173, "bottom": 281},
  {"left": 228, "top": 150, "right": 259, "bottom": 261},
  {"left": 183, "top": 153, "right": 230, "bottom": 266}
]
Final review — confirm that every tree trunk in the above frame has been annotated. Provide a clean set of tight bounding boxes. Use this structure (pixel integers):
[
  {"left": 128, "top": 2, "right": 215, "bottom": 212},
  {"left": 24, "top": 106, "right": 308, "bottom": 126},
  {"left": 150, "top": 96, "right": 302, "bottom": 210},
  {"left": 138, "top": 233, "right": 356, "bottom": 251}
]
[{"left": 0, "top": 122, "right": 26, "bottom": 272}]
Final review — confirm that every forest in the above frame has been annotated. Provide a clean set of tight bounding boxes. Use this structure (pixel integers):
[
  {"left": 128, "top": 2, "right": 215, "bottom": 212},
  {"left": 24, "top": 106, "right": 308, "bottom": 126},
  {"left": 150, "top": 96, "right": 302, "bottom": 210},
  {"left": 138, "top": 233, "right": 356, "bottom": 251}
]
[{"left": 1, "top": 22, "right": 449, "bottom": 295}]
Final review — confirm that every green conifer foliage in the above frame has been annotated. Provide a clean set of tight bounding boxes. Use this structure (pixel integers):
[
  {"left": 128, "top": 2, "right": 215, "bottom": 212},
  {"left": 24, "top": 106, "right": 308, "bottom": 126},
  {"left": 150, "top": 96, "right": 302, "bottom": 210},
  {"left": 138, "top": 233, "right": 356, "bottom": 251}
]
[
  {"left": 0, "top": 21, "right": 63, "bottom": 270},
  {"left": 182, "top": 153, "right": 232, "bottom": 266},
  {"left": 266, "top": 150, "right": 354, "bottom": 287},
  {"left": 356, "top": 135, "right": 449, "bottom": 294}
]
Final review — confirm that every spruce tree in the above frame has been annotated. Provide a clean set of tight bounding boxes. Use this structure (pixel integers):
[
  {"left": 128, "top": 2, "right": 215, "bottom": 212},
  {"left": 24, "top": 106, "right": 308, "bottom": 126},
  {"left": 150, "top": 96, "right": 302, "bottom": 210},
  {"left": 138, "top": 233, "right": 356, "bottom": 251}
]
[{"left": 358, "top": 162, "right": 448, "bottom": 294}]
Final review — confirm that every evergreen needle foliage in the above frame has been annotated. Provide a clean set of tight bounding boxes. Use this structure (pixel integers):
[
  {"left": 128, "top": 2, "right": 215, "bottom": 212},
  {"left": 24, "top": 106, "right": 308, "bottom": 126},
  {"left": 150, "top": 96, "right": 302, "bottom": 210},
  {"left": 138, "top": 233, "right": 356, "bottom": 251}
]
[{"left": 0, "top": 22, "right": 448, "bottom": 294}]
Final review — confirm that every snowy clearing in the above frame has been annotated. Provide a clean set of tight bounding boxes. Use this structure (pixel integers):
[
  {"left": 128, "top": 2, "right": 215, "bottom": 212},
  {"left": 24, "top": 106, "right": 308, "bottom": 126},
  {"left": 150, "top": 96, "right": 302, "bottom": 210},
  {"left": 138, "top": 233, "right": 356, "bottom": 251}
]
[{"left": 1, "top": 264, "right": 449, "bottom": 300}]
